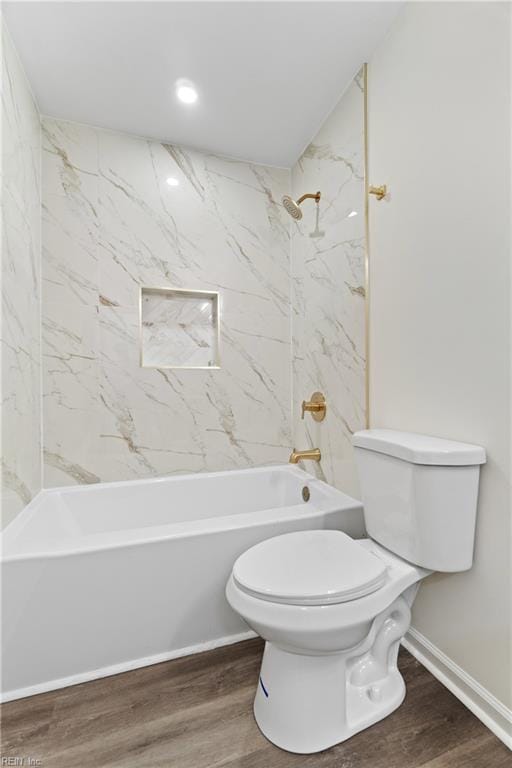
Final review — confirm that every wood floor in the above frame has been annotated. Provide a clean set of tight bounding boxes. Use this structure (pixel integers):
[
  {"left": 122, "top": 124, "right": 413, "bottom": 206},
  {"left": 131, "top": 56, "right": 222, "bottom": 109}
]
[{"left": 1, "top": 639, "right": 509, "bottom": 767}]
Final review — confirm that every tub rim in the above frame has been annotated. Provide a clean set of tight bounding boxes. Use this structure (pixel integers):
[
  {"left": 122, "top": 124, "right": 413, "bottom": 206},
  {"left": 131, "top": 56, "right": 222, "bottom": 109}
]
[{"left": 1, "top": 464, "right": 363, "bottom": 562}]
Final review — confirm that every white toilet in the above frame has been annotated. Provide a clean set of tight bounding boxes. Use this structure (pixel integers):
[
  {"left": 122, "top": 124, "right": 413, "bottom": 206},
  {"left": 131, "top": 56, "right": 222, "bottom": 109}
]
[{"left": 226, "top": 429, "right": 486, "bottom": 754}]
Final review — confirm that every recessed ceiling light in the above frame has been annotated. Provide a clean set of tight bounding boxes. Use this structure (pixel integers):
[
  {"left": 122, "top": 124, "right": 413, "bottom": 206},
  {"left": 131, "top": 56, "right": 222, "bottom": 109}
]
[
  {"left": 348, "top": 210, "right": 358, "bottom": 218},
  {"left": 176, "top": 79, "right": 198, "bottom": 105},
  {"left": 166, "top": 177, "right": 180, "bottom": 187}
]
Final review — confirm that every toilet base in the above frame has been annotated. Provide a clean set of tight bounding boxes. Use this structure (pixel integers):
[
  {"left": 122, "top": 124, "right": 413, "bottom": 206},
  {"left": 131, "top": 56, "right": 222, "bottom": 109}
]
[{"left": 253, "top": 596, "right": 411, "bottom": 754}]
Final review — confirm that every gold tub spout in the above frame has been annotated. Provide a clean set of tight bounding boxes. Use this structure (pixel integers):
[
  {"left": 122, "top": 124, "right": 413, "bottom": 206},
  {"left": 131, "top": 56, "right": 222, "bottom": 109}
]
[{"left": 289, "top": 448, "right": 321, "bottom": 464}]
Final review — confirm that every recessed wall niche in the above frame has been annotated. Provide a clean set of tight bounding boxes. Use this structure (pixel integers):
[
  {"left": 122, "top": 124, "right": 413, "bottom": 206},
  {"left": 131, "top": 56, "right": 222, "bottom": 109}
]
[{"left": 140, "top": 287, "right": 220, "bottom": 369}]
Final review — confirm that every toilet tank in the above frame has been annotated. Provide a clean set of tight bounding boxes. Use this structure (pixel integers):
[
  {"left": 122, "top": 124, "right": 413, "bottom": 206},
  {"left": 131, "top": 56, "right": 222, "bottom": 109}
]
[{"left": 353, "top": 430, "right": 486, "bottom": 572}]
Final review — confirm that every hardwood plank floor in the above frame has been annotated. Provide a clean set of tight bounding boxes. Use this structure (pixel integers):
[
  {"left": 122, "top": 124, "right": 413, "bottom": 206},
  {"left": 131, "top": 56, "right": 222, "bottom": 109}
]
[{"left": 1, "top": 639, "right": 509, "bottom": 767}]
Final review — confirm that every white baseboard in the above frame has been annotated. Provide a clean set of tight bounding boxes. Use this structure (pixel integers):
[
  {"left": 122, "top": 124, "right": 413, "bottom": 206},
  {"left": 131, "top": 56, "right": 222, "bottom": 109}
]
[
  {"left": 402, "top": 627, "right": 512, "bottom": 750},
  {"left": 0, "top": 629, "right": 257, "bottom": 703}
]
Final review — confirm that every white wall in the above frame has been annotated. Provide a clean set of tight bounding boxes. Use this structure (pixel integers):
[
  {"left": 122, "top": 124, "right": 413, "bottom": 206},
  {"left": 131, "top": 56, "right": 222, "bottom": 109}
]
[
  {"left": 1, "top": 21, "right": 41, "bottom": 526},
  {"left": 368, "top": 0, "right": 511, "bottom": 717}
]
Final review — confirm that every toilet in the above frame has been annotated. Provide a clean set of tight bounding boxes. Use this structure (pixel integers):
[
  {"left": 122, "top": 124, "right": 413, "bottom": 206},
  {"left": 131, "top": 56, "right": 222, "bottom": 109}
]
[{"left": 226, "top": 429, "right": 486, "bottom": 754}]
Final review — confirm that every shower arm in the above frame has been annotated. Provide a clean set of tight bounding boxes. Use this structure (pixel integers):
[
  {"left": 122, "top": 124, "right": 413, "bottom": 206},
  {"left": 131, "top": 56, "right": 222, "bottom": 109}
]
[{"left": 296, "top": 191, "right": 321, "bottom": 205}]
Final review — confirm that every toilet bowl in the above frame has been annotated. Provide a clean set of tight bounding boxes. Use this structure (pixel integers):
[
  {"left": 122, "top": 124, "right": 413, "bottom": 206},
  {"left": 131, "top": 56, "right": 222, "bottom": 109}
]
[
  {"left": 226, "top": 429, "right": 485, "bottom": 753},
  {"left": 226, "top": 531, "right": 429, "bottom": 753}
]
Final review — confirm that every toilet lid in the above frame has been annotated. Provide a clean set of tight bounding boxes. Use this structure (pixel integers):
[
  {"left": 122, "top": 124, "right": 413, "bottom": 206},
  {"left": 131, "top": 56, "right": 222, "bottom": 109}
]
[{"left": 232, "top": 530, "right": 388, "bottom": 606}]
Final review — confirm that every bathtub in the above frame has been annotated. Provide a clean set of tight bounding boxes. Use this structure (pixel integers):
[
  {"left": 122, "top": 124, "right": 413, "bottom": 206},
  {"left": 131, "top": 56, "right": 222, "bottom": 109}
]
[{"left": 0, "top": 464, "right": 364, "bottom": 702}]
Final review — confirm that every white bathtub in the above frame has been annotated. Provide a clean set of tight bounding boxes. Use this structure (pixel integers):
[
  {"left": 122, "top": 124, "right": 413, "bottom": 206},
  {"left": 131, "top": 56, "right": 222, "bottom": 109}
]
[{"left": 0, "top": 465, "right": 364, "bottom": 702}]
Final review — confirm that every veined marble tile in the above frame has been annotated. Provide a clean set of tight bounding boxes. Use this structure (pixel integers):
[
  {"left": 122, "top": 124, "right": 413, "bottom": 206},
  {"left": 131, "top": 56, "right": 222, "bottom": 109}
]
[
  {"left": 42, "top": 121, "right": 292, "bottom": 485},
  {"left": 39, "top": 83, "right": 365, "bottom": 492},
  {"left": 42, "top": 119, "right": 99, "bottom": 308},
  {"left": 42, "top": 119, "right": 98, "bottom": 202},
  {"left": 1, "top": 22, "right": 42, "bottom": 526},
  {"left": 94, "top": 305, "right": 290, "bottom": 481},
  {"left": 291, "top": 70, "right": 366, "bottom": 497},
  {"left": 43, "top": 192, "right": 98, "bottom": 306},
  {"left": 97, "top": 133, "right": 290, "bottom": 313},
  {"left": 42, "top": 301, "right": 101, "bottom": 487}
]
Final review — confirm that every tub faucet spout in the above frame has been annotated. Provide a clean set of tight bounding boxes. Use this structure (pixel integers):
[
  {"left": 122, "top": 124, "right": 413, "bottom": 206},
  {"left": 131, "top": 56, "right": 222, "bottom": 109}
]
[{"left": 289, "top": 448, "right": 321, "bottom": 464}]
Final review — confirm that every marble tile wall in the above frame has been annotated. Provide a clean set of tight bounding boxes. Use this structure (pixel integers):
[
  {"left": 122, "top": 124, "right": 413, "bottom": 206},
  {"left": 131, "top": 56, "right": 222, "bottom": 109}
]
[
  {"left": 41, "top": 119, "right": 292, "bottom": 485},
  {"left": 291, "top": 69, "right": 366, "bottom": 497},
  {"left": 1, "top": 23, "right": 42, "bottom": 526}
]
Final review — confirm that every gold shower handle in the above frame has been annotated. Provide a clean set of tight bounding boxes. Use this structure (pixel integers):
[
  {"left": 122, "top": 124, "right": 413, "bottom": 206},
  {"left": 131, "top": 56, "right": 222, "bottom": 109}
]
[
  {"left": 301, "top": 392, "right": 327, "bottom": 422},
  {"left": 369, "top": 184, "right": 387, "bottom": 201}
]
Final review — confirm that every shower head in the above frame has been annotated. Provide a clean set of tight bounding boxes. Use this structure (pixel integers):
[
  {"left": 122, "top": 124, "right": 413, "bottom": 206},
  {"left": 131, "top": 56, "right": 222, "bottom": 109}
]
[
  {"left": 282, "top": 195, "right": 303, "bottom": 220},
  {"left": 282, "top": 191, "right": 321, "bottom": 220}
]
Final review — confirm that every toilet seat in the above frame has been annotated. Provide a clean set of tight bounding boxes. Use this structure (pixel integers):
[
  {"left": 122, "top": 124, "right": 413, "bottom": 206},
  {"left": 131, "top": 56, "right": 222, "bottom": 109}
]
[
  {"left": 227, "top": 537, "right": 429, "bottom": 655},
  {"left": 232, "top": 530, "right": 388, "bottom": 606}
]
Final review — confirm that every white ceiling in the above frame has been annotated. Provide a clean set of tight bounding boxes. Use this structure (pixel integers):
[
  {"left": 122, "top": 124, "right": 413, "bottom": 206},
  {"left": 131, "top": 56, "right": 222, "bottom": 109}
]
[{"left": 4, "top": 1, "right": 401, "bottom": 167}]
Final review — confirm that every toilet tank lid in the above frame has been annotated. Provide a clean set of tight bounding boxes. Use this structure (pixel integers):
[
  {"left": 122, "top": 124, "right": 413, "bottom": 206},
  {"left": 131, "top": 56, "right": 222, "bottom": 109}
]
[{"left": 352, "top": 429, "right": 486, "bottom": 466}]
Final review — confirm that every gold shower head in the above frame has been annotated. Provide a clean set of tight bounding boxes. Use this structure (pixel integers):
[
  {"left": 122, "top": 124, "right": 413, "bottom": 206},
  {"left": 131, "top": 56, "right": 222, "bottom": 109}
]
[{"left": 282, "top": 191, "right": 321, "bottom": 220}]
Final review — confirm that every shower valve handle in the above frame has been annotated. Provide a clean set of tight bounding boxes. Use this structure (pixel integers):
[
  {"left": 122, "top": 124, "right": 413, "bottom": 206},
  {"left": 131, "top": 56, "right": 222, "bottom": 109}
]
[{"left": 301, "top": 392, "right": 327, "bottom": 422}]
